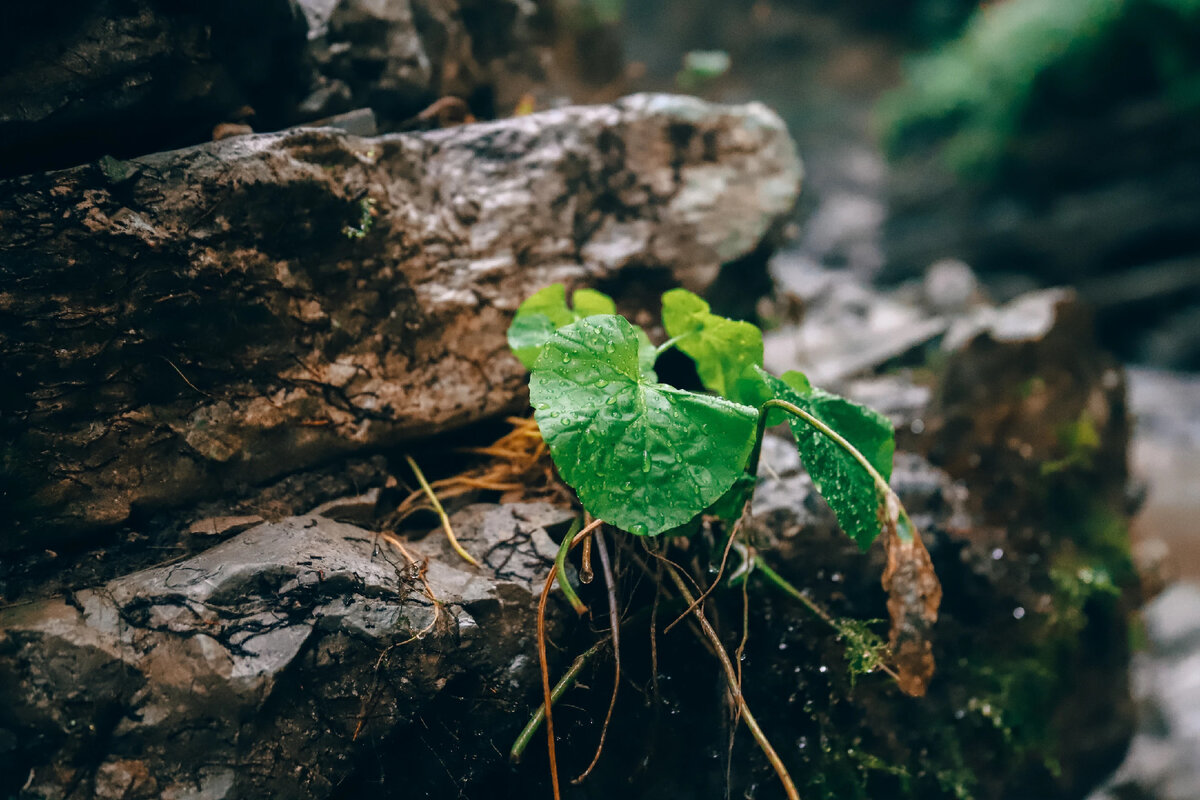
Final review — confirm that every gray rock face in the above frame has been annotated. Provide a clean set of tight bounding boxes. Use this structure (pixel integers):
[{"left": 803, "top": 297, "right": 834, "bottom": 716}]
[
  {"left": 0, "top": 94, "right": 801, "bottom": 549},
  {"left": 0, "top": 503, "right": 575, "bottom": 800},
  {"left": 0, "top": 2, "right": 310, "bottom": 177}
]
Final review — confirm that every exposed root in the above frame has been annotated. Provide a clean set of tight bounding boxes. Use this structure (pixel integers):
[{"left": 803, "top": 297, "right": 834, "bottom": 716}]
[
  {"left": 353, "top": 533, "right": 444, "bottom": 740},
  {"left": 660, "top": 561, "right": 801, "bottom": 800},
  {"left": 580, "top": 532, "right": 595, "bottom": 584},
  {"left": 573, "top": 530, "right": 620, "bottom": 784},
  {"left": 664, "top": 513, "right": 745, "bottom": 634},
  {"left": 539, "top": 520, "right": 603, "bottom": 800}
]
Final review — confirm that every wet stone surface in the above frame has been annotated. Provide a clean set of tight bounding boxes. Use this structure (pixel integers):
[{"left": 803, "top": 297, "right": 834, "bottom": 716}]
[{"left": 0, "top": 504, "right": 574, "bottom": 800}]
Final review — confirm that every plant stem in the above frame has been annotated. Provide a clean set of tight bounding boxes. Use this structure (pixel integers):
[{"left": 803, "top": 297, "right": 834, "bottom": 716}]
[
  {"left": 752, "top": 555, "right": 901, "bottom": 683},
  {"left": 510, "top": 639, "right": 604, "bottom": 763},
  {"left": 573, "top": 531, "right": 620, "bottom": 783},
  {"left": 749, "top": 399, "right": 916, "bottom": 541},
  {"left": 538, "top": 521, "right": 602, "bottom": 800},
  {"left": 661, "top": 562, "right": 801, "bottom": 800},
  {"left": 752, "top": 556, "right": 835, "bottom": 627},
  {"left": 655, "top": 334, "right": 686, "bottom": 357},
  {"left": 555, "top": 518, "right": 589, "bottom": 616},
  {"left": 404, "top": 454, "right": 480, "bottom": 567}
]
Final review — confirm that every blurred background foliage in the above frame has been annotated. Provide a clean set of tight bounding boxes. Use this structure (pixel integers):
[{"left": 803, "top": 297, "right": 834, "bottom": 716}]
[{"left": 879, "top": 0, "right": 1200, "bottom": 182}]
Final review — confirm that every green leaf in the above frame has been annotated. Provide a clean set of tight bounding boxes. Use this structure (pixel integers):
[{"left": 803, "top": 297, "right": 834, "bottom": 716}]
[
  {"left": 531, "top": 315, "right": 758, "bottom": 535},
  {"left": 761, "top": 367, "right": 896, "bottom": 549},
  {"left": 507, "top": 284, "right": 618, "bottom": 369},
  {"left": 635, "top": 326, "right": 659, "bottom": 381},
  {"left": 706, "top": 473, "right": 757, "bottom": 523},
  {"left": 571, "top": 288, "right": 617, "bottom": 317},
  {"left": 661, "top": 288, "right": 768, "bottom": 406}
]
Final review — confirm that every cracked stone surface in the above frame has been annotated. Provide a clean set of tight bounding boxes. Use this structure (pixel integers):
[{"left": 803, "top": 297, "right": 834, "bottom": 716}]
[
  {"left": 0, "top": 503, "right": 575, "bottom": 800},
  {"left": 0, "top": 93, "right": 801, "bottom": 549}
]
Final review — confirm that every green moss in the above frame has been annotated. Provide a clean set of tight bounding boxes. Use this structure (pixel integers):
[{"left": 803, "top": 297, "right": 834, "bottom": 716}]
[
  {"left": 1041, "top": 411, "right": 1102, "bottom": 475},
  {"left": 342, "top": 197, "right": 376, "bottom": 239}
]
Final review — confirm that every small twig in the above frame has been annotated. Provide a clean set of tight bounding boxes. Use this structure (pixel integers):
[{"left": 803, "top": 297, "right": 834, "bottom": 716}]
[
  {"left": 404, "top": 454, "right": 480, "bottom": 567},
  {"left": 573, "top": 530, "right": 620, "bottom": 783},
  {"left": 160, "top": 356, "right": 211, "bottom": 398},
  {"left": 661, "top": 562, "right": 801, "bottom": 800}
]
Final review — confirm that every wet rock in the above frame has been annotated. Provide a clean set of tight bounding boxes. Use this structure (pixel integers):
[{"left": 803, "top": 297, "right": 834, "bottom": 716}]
[
  {"left": 185, "top": 514, "right": 267, "bottom": 538},
  {"left": 922, "top": 258, "right": 982, "bottom": 314},
  {"left": 0, "top": 93, "right": 801, "bottom": 550},
  {"left": 0, "top": 0, "right": 555, "bottom": 177},
  {"left": 764, "top": 256, "right": 948, "bottom": 386},
  {"left": 746, "top": 438, "right": 1133, "bottom": 800},
  {"left": 0, "top": 2, "right": 310, "bottom": 177},
  {"left": 751, "top": 267, "right": 1136, "bottom": 798},
  {"left": 309, "top": 488, "right": 383, "bottom": 526},
  {"left": 927, "top": 289, "right": 1130, "bottom": 522},
  {"left": 298, "top": 0, "right": 553, "bottom": 124},
  {"left": 0, "top": 503, "right": 575, "bottom": 800},
  {"left": 1127, "top": 367, "right": 1200, "bottom": 583},
  {"left": 882, "top": 107, "right": 1200, "bottom": 369}
]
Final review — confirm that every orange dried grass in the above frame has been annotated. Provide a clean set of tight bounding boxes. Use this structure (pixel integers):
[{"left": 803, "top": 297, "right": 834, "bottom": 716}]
[{"left": 392, "top": 417, "right": 574, "bottom": 525}]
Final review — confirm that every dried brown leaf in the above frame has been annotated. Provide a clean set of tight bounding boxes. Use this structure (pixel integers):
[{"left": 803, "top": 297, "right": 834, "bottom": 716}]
[{"left": 880, "top": 492, "right": 943, "bottom": 697}]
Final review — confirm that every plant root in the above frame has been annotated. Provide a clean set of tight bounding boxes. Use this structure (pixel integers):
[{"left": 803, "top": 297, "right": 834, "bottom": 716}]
[
  {"left": 660, "top": 561, "right": 801, "bottom": 800},
  {"left": 539, "top": 520, "right": 603, "bottom": 800},
  {"left": 663, "top": 512, "right": 746, "bottom": 634},
  {"left": 352, "top": 533, "right": 444, "bottom": 740},
  {"left": 573, "top": 530, "right": 620, "bottom": 784}
]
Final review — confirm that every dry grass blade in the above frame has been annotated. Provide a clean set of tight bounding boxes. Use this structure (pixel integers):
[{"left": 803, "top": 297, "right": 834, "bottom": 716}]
[
  {"left": 391, "top": 418, "right": 573, "bottom": 529},
  {"left": 404, "top": 454, "right": 479, "bottom": 567}
]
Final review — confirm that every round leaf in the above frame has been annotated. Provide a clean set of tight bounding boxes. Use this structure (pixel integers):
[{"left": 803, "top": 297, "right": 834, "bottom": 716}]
[{"left": 531, "top": 315, "right": 758, "bottom": 535}]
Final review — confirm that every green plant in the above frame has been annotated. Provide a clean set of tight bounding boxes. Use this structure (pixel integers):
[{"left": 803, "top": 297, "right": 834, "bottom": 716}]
[{"left": 508, "top": 284, "right": 943, "bottom": 799}]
